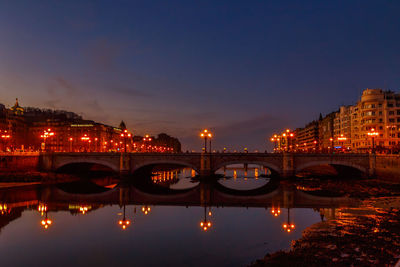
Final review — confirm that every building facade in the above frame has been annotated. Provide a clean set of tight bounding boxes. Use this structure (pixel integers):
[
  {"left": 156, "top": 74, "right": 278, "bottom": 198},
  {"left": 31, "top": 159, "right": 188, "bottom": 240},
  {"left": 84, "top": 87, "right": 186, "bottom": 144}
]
[
  {"left": 333, "top": 106, "right": 352, "bottom": 150},
  {"left": 294, "top": 121, "right": 319, "bottom": 152},
  {"left": 319, "top": 112, "right": 336, "bottom": 152},
  {"left": 351, "top": 89, "right": 400, "bottom": 152}
]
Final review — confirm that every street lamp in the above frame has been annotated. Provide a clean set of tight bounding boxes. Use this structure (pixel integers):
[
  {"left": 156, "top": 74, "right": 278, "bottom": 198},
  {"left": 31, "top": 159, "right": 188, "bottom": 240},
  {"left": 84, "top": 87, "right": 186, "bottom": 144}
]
[
  {"left": 0, "top": 130, "right": 11, "bottom": 152},
  {"left": 329, "top": 137, "right": 334, "bottom": 153},
  {"left": 386, "top": 125, "right": 396, "bottom": 154},
  {"left": 40, "top": 128, "right": 55, "bottom": 152},
  {"left": 288, "top": 132, "right": 294, "bottom": 152},
  {"left": 200, "top": 129, "right": 212, "bottom": 153},
  {"left": 367, "top": 128, "right": 379, "bottom": 154},
  {"left": 81, "top": 134, "right": 91, "bottom": 152},
  {"left": 121, "top": 129, "right": 132, "bottom": 153},
  {"left": 143, "top": 134, "right": 152, "bottom": 152},
  {"left": 337, "top": 134, "right": 347, "bottom": 152},
  {"left": 270, "top": 134, "right": 278, "bottom": 152},
  {"left": 69, "top": 137, "right": 73, "bottom": 152}
]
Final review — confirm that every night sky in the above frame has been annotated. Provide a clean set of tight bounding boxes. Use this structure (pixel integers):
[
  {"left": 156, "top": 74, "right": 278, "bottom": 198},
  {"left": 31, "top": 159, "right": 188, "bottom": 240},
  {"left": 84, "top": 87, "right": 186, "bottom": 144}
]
[{"left": 0, "top": 1, "right": 399, "bottom": 151}]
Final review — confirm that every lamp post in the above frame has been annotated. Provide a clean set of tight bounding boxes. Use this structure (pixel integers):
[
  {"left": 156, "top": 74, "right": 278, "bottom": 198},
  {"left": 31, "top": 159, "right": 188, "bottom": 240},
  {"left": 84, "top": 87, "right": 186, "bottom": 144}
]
[
  {"left": 282, "top": 133, "right": 287, "bottom": 152},
  {"left": 0, "top": 130, "right": 11, "bottom": 152},
  {"left": 288, "top": 132, "right": 294, "bottom": 152},
  {"left": 69, "top": 137, "right": 73, "bottom": 152},
  {"left": 121, "top": 129, "right": 132, "bottom": 153},
  {"left": 337, "top": 134, "right": 347, "bottom": 153},
  {"left": 367, "top": 128, "right": 379, "bottom": 154},
  {"left": 143, "top": 134, "right": 152, "bottom": 152},
  {"left": 200, "top": 129, "right": 212, "bottom": 153},
  {"left": 40, "top": 129, "right": 55, "bottom": 152},
  {"left": 80, "top": 134, "right": 91, "bottom": 152},
  {"left": 270, "top": 134, "right": 278, "bottom": 152},
  {"left": 313, "top": 140, "right": 318, "bottom": 153},
  {"left": 329, "top": 137, "right": 334, "bottom": 154},
  {"left": 387, "top": 125, "right": 396, "bottom": 154}
]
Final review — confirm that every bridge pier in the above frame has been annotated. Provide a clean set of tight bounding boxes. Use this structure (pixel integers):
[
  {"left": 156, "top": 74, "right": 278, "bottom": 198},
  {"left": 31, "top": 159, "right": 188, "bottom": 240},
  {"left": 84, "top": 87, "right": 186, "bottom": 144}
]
[
  {"left": 199, "top": 153, "right": 214, "bottom": 177},
  {"left": 282, "top": 153, "right": 295, "bottom": 178},
  {"left": 119, "top": 153, "right": 131, "bottom": 176},
  {"left": 368, "top": 154, "right": 376, "bottom": 178}
]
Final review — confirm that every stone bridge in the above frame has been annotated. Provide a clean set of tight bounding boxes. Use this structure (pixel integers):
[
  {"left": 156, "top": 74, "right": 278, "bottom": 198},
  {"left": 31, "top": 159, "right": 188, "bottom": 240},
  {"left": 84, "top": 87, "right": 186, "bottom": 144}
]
[{"left": 39, "top": 152, "right": 375, "bottom": 178}]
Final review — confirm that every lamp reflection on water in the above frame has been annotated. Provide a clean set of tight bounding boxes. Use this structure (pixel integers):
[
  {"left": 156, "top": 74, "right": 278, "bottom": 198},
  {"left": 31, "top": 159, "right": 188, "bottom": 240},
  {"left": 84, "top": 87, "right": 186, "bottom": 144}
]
[
  {"left": 270, "top": 206, "right": 281, "bottom": 217},
  {"left": 39, "top": 205, "right": 52, "bottom": 230},
  {"left": 141, "top": 206, "right": 151, "bottom": 215},
  {"left": 282, "top": 208, "right": 295, "bottom": 233},
  {"left": 200, "top": 206, "right": 212, "bottom": 231},
  {"left": 79, "top": 206, "right": 89, "bottom": 214},
  {"left": 118, "top": 205, "right": 131, "bottom": 230}
]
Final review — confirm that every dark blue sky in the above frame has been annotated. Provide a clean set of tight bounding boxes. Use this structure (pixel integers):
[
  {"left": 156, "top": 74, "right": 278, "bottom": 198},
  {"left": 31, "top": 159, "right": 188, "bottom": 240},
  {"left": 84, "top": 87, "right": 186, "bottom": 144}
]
[{"left": 0, "top": 1, "right": 399, "bottom": 150}]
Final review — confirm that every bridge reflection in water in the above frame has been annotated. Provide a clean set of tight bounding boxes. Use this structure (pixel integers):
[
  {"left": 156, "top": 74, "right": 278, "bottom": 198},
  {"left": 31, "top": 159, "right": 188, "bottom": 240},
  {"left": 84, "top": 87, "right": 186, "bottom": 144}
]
[{"left": 0, "top": 173, "right": 360, "bottom": 234}]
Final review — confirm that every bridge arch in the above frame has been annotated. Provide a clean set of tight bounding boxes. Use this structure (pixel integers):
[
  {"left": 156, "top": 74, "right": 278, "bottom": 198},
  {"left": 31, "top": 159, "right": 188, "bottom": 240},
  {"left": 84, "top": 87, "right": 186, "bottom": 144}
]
[
  {"left": 55, "top": 159, "right": 120, "bottom": 173},
  {"left": 212, "top": 160, "right": 281, "bottom": 176},
  {"left": 132, "top": 160, "right": 200, "bottom": 175},
  {"left": 295, "top": 160, "right": 367, "bottom": 177}
]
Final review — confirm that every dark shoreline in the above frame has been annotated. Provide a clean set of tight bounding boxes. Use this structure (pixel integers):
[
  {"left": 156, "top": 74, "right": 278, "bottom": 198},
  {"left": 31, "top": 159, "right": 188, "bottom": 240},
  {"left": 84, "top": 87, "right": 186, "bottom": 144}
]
[{"left": 250, "top": 178, "right": 400, "bottom": 266}]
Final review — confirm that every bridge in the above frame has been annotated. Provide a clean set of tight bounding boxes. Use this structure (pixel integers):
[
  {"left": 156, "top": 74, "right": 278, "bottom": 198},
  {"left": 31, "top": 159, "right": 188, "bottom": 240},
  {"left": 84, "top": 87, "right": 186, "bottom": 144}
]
[{"left": 38, "top": 152, "right": 376, "bottom": 178}]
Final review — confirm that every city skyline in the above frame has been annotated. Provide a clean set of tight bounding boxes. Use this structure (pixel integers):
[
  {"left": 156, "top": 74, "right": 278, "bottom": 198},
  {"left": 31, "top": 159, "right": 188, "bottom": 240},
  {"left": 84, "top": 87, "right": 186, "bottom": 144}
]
[{"left": 1, "top": 1, "right": 399, "bottom": 151}]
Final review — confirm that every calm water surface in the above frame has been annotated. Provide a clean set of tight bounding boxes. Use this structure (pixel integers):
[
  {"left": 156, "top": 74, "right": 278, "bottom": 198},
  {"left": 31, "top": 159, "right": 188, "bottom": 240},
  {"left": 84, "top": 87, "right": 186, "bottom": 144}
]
[{"left": 0, "top": 167, "right": 337, "bottom": 267}]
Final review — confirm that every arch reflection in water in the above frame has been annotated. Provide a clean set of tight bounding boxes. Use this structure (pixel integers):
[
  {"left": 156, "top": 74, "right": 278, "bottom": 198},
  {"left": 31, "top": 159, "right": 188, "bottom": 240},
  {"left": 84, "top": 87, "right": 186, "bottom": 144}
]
[
  {"left": 150, "top": 168, "right": 199, "bottom": 190},
  {"left": 216, "top": 164, "right": 272, "bottom": 191}
]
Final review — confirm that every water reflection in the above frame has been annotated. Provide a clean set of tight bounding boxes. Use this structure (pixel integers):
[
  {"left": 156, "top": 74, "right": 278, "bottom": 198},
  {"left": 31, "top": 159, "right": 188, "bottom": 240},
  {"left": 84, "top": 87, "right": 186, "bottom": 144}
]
[
  {"left": 200, "top": 206, "right": 212, "bottom": 231},
  {"left": 118, "top": 205, "right": 131, "bottom": 230},
  {"left": 0, "top": 173, "right": 375, "bottom": 267},
  {"left": 40, "top": 208, "right": 52, "bottom": 230},
  {"left": 282, "top": 208, "right": 295, "bottom": 233}
]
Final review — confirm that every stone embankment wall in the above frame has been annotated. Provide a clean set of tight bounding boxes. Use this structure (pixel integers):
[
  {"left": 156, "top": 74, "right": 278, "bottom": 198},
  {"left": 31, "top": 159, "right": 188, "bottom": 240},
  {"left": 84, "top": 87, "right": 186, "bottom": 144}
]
[
  {"left": 0, "top": 153, "right": 40, "bottom": 173},
  {"left": 376, "top": 155, "right": 400, "bottom": 182}
]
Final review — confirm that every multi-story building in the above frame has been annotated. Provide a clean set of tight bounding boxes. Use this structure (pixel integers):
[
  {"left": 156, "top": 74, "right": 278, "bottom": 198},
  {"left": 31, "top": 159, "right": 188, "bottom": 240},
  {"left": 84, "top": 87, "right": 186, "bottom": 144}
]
[
  {"left": 294, "top": 121, "right": 319, "bottom": 152},
  {"left": 351, "top": 89, "right": 400, "bottom": 152},
  {"left": 0, "top": 99, "right": 181, "bottom": 153},
  {"left": 29, "top": 121, "right": 126, "bottom": 152},
  {"left": 333, "top": 106, "right": 352, "bottom": 150},
  {"left": 319, "top": 112, "right": 336, "bottom": 152}
]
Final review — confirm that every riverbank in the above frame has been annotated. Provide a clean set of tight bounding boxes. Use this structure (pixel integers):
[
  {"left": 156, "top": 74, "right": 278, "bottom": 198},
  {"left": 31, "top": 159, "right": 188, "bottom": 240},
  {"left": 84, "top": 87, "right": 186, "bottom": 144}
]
[{"left": 251, "top": 178, "right": 400, "bottom": 266}]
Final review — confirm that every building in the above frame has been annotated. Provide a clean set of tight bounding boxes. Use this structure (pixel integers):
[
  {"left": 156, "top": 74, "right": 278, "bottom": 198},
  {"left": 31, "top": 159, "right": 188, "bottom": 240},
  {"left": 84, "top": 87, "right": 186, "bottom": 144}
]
[
  {"left": 351, "top": 89, "right": 400, "bottom": 152},
  {"left": 294, "top": 121, "right": 319, "bottom": 152},
  {"left": 318, "top": 112, "right": 336, "bottom": 152},
  {"left": 333, "top": 106, "right": 352, "bottom": 151},
  {"left": 0, "top": 99, "right": 181, "bottom": 153}
]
